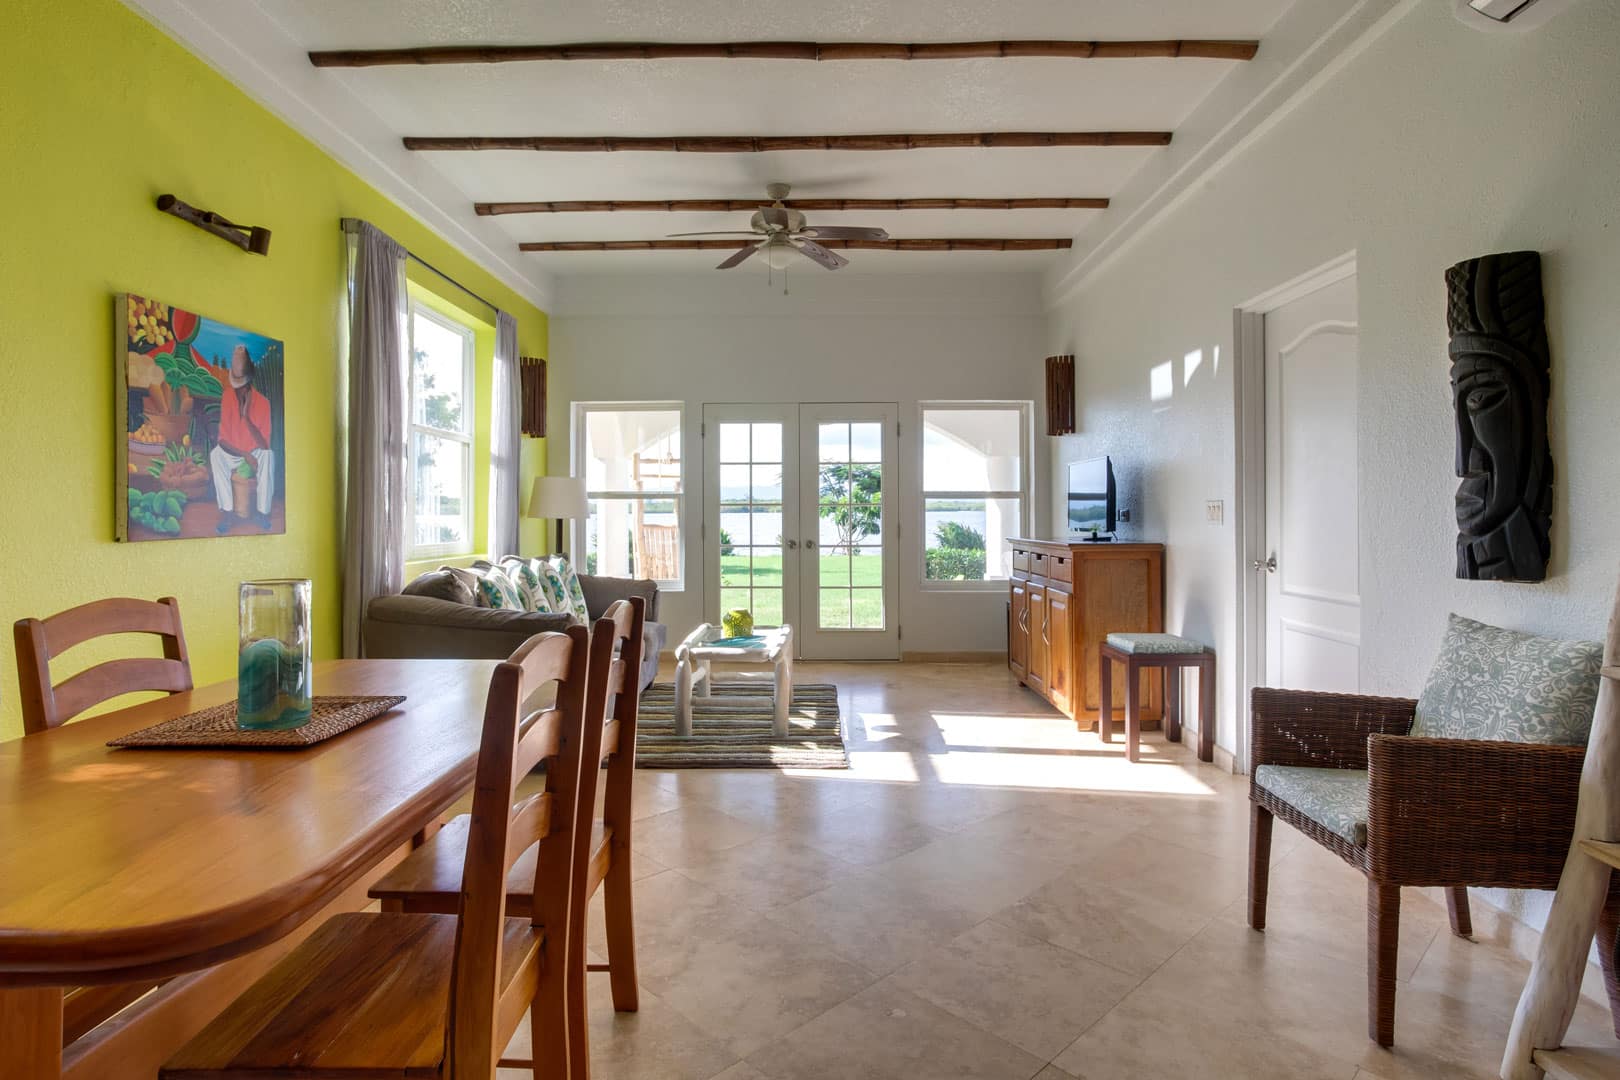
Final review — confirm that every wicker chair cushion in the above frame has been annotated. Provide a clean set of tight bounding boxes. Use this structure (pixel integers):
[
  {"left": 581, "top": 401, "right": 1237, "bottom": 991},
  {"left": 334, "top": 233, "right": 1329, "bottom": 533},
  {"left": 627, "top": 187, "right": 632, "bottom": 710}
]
[
  {"left": 1254, "top": 764, "right": 1369, "bottom": 846},
  {"left": 1412, "top": 614, "right": 1602, "bottom": 746},
  {"left": 1105, "top": 632, "right": 1207, "bottom": 655}
]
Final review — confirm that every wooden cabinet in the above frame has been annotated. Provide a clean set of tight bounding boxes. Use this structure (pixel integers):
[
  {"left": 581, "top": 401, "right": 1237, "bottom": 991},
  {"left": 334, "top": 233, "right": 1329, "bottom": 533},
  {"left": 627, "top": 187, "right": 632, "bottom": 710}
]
[{"left": 1007, "top": 539, "right": 1165, "bottom": 728}]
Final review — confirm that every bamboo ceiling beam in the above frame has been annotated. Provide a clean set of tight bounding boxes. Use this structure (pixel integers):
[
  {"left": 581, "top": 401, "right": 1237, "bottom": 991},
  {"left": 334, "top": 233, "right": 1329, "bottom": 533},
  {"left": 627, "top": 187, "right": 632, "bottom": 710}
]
[
  {"left": 407, "top": 132, "right": 1170, "bottom": 152},
  {"left": 477, "top": 197, "right": 1110, "bottom": 215},
  {"left": 311, "top": 40, "right": 1259, "bottom": 67},
  {"left": 517, "top": 238, "right": 1073, "bottom": 253}
]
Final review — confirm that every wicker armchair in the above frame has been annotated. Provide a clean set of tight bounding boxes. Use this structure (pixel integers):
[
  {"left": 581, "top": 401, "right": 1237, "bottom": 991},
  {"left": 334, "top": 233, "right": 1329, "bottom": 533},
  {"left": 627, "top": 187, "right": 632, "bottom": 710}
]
[{"left": 1248, "top": 686, "right": 1620, "bottom": 1048}]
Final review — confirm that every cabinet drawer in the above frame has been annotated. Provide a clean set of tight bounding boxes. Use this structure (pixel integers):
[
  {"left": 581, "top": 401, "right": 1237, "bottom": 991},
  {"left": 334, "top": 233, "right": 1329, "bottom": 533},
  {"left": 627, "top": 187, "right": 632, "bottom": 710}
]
[
  {"left": 1029, "top": 552, "right": 1049, "bottom": 577},
  {"left": 1012, "top": 549, "right": 1031, "bottom": 574},
  {"left": 1046, "top": 551, "right": 1073, "bottom": 584}
]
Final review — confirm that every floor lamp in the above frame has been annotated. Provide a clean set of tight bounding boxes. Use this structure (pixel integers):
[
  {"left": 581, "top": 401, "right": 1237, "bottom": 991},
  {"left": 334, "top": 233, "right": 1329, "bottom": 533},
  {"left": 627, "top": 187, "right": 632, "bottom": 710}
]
[{"left": 526, "top": 476, "right": 587, "bottom": 555}]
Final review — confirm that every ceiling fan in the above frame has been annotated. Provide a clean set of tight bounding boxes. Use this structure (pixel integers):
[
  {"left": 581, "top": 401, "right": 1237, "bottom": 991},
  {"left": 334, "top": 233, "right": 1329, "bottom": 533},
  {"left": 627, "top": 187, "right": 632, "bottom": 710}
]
[{"left": 668, "top": 182, "right": 889, "bottom": 270}]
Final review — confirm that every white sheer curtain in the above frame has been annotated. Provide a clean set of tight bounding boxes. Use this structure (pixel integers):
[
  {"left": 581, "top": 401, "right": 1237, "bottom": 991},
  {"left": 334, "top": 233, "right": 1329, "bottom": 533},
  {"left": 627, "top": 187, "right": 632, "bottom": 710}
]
[
  {"left": 341, "top": 220, "right": 409, "bottom": 657},
  {"left": 489, "top": 310, "right": 520, "bottom": 559}
]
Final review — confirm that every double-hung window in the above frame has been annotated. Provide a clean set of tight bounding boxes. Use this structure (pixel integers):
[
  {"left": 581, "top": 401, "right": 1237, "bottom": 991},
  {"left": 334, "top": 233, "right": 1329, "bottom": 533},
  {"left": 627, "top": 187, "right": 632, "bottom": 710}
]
[
  {"left": 920, "top": 403, "right": 1030, "bottom": 584},
  {"left": 576, "top": 404, "right": 684, "bottom": 588},
  {"left": 406, "top": 304, "right": 475, "bottom": 559}
]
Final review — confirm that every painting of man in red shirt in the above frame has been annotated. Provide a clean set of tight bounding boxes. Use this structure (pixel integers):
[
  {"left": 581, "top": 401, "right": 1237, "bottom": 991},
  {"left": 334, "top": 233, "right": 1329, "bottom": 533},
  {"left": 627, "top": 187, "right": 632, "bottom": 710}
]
[{"left": 202, "top": 344, "right": 277, "bottom": 531}]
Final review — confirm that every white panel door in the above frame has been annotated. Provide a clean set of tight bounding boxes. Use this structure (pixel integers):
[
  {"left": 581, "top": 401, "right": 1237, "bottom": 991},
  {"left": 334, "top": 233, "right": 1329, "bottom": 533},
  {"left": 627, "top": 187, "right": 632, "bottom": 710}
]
[
  {"left": 798, "top": 403, "right": 901, "bottom": 660},
  {"left": 703, "top": 404, "right": 799, "bottom": 633},
  {"left": 1263, "top": 275, "right": 1361, "bottom": 691}
]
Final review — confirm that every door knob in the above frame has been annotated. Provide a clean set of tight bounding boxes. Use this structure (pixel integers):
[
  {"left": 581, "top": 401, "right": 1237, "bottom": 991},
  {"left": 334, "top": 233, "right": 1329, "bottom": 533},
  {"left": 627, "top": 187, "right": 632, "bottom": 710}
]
[
  {"left": 1252, "top": 553, "right": 1278, "bottom": 573},
  {"left": 805, "top": 540, "right": 817, "bottom": 550},
  {"left": 785, "top": 539, "right": 798, "bottom": 549}
]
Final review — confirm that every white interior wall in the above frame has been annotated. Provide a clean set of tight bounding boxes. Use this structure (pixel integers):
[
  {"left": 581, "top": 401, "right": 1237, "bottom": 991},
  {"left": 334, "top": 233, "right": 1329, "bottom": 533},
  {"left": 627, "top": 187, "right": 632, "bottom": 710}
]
[
  {"left": 550, "top": 271, "right": 1048, "bottom": 653},
  {"left": 1044, "top": 0, "right": 1620, "bottom": 929}
]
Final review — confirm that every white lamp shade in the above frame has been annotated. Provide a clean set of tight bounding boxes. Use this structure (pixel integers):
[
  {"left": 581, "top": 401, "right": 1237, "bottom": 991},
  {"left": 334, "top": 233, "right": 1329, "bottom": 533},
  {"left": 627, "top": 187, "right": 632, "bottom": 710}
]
[{"left": 526, "top": 476, "right": 588, "bottom": 520}]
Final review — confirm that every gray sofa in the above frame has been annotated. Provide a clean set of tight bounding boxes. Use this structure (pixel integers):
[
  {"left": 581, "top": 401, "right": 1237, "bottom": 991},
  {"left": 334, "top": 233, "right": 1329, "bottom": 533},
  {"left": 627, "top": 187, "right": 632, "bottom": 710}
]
[{"left": 363, "top": 566, "right": 666, "bottom": 690}]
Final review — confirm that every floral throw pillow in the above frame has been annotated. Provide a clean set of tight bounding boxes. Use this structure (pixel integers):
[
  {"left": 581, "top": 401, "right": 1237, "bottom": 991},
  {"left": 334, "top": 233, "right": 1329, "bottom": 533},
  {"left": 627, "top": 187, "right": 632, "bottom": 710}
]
[
  {"left": 498, "top": 556, "right": 552, "bottom": 613},
  {"left": 536, "top": 560, "right": 576, "bottom": 621},
  {"left": 471, "top": 563, "right": 525, "bottom": 612},
  {"left": 549, "top": 555, "right": 591, "bottom": 623},
  {"left": 1412, "top": 613, "right": 1602, "bottom": 746}
]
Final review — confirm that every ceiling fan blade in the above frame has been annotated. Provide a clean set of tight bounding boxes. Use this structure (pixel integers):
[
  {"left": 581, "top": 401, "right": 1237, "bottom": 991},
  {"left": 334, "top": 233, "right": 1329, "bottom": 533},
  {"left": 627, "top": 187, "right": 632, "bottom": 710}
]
[
  {"left": 716, "top": 243, "right": 763, "bottom": 270},
  {"left": 667, "top": 230, "right": 762, "bottom": 238},
  {"left": 798, "top": 226, "right": 890, "bottom": 240},
  {"left": 760, "top": 207, "right": 790, "bottom": 229},
  {"left": 794, "top": 238, "right": 848, "bottom": 271}
]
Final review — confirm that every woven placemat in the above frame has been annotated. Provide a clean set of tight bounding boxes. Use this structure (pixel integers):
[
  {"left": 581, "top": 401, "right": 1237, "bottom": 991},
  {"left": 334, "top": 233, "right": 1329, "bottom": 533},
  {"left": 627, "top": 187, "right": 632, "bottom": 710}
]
[{"left": 108, "top": 695, "right": 406, "bottom": 749}]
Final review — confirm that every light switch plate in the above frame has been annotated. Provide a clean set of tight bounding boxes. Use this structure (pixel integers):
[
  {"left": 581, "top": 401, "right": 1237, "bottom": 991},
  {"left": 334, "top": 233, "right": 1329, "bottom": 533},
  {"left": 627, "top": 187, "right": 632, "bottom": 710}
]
[{"left": 1206, "top": 500, "right": 1224, "bottom": 524}]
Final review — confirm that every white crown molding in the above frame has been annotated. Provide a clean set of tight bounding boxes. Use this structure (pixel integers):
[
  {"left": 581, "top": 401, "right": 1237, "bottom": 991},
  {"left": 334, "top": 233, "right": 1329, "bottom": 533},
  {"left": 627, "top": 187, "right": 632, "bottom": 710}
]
[
  {"left": 1043, "top": 0, "right": 1419, "bottom": 309},
  {"left": 121, "top": 0, "right": 555, "bottom": 313}
]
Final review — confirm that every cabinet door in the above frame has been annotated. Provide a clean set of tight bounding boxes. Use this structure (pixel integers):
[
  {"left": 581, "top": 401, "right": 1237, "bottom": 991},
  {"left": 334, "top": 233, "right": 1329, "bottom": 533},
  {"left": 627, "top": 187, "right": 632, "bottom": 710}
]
[
  {"left": 1027, "top": 582, "right": 1047, "bottom": 693},
  {"left": 1008, "top": 580, "right": 1029, "bottom": 679},
  {"left": 1046, "top": 585, "right": 1073, "bottom": 716}
]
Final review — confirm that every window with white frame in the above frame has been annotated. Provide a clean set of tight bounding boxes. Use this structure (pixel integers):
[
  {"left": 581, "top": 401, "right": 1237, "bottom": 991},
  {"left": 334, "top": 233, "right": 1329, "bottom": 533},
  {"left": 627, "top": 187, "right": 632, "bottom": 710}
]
[
  {"left": 577, "top": 405, "right": 684, "bottom": 587},
  {"left": 920, "top": 403, "right": 1029, "bottom": 583},
  {"left": 406, "top": 304, "right": 476, "bottom": 559}
]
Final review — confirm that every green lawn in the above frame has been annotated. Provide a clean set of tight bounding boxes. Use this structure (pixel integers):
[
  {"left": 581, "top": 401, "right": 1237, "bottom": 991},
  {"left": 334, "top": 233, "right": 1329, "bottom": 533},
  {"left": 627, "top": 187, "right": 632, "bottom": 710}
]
[{"left": 719, "top": 553, "right": 884, "bottom": 629}]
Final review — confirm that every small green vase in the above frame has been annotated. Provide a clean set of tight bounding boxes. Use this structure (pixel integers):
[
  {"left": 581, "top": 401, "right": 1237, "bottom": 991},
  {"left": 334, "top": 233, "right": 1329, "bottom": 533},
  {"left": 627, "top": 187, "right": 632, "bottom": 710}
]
[{"left": 722, "top": 608, "right": 754, "bottom": 638}]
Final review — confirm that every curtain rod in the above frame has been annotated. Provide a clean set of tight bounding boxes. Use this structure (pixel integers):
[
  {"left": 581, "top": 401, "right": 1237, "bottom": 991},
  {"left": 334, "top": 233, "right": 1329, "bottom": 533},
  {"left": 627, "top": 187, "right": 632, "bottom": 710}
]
[{"left": 341, "top": 217, "right": 503, "bottom": 318}]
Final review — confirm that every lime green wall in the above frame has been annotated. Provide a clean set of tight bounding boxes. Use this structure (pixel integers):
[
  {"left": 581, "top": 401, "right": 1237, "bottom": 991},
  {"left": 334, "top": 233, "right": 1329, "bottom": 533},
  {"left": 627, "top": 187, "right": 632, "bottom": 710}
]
[{"left": 0, "top": 0, "right": 549, "bottom": 739}]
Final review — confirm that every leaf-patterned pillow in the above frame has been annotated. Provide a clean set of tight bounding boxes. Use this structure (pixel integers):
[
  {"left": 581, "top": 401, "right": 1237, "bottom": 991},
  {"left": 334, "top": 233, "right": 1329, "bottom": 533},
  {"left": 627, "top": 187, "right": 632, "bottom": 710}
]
[
  {"left": 1412, "top": 613, "right": 1602, "bottom": 746},
  {"left": 536, "top": 560, "right": 575, "bottom": 620},
  {"left": 549, "top": 555, "right": 591, "bottom": 623},
  {"left": 471, "top": 563, "right": 525, "bottom": 612},
  {"left": 498, "top": 556, "right": 552, "bottom": 613}
]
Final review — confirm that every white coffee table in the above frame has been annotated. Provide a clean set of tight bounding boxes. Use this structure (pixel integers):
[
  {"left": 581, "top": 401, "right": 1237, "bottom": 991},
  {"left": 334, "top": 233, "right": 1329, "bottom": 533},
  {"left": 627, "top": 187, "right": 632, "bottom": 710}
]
[{"left": 672, "top": 623, "right": 794, "bottom": 737}]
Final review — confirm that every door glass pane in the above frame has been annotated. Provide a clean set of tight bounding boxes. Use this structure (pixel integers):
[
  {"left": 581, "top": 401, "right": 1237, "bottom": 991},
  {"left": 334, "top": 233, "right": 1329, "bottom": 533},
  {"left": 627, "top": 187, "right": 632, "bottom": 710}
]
[
  {"left": 850, "top": 422, "right": 883, "bottom": 462},
  {"left": 718, "top": 422, "right": 750, "bottom": 463},
  {"left": 720, "top": 586, "right": 750, "bottom": 618},
  {"left": 719, "top": 464, "right": 750, "bottom": 504},
  {"left": 751, "top": 422, "right": 782, "bottom": 463},
  {"left": 851, "top": 548, "right": 883, "bottom": 585},
  {"left": 748, "top": 546, "right": 782, "bottom": 586},
  {"left": 752, "top": 588, "right": 784, "bottom": 626},
  {"left": 818, "top": 422, "right": 849, "bottom": 463},
  {"left": 819, "top": 589, "right": 851, "bottom": 629},
  {"left": 751, "top": 464, "right": 783, "bottom": 502},
  {"left": 850, "top": 590, "right": 884, "bottom": 629},
  {"left": 819, "top": 552, "right": 851, "bottom": 586}
]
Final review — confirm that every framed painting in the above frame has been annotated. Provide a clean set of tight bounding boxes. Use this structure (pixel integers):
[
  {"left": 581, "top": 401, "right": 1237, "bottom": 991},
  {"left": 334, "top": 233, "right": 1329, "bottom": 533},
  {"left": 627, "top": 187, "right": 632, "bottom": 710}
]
[{"left": 117, "top": 294, "right": 286, "bottom": 541}]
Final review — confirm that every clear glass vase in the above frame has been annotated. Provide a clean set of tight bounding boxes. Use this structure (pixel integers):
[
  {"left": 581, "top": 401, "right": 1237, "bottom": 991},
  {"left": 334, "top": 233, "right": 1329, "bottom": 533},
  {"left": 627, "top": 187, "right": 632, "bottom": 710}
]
[{"left": 237, "top": 579, "right": 313, "bottom": 730}]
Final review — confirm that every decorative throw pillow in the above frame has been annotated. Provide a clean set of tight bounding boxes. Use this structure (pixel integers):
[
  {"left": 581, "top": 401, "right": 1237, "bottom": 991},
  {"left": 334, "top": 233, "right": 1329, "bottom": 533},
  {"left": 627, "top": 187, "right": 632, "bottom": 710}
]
[
  {"left": 498, "top": 556, "right": 552, "bottom": 613},
  {"left": 535, "top": 560, "right": 576, "bottom": 620},
  {"left": 1412, "top": 613, "right": 1602, "bottom": 746},
  {"left": 470, "top": 563, "right": 525, "bottom": 612},
  {"left": 402, "top": 568, "right": 475, "bottom": 607},
  {"left": 549, "top": 555, "right": 591, "bottom": 623}
]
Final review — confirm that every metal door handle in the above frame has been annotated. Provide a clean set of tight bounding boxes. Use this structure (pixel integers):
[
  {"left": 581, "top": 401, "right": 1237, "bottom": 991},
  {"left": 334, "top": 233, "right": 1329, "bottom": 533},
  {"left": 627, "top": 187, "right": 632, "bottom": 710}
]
[
  {"left": 785, "top": 539, "right": 798, "bottom": 549},
  {"left": 805, "top": 540, "right": 817, "bottom": 549},
  {"left": 1252, "top": 553, "right": 1277, "bottom": 573}
]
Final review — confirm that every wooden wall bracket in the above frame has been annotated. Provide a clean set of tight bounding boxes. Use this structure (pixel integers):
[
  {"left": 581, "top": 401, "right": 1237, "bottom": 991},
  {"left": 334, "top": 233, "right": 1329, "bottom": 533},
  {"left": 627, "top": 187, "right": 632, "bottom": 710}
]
[
  {"left": 156, "top": 195, "right": 271, "bottom": 255},
  {"left": 520, "top": 357, "right": 547, "bottom": 438},
  {"left": 1046, "top": 354, "right": 1076, "bottom": 436}
]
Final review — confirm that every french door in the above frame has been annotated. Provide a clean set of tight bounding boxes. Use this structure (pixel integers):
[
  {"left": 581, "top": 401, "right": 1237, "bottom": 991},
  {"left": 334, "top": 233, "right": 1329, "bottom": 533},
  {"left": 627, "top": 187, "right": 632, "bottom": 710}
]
[{"left": 703, "top": 403, "right": 899, "bottom": 660}]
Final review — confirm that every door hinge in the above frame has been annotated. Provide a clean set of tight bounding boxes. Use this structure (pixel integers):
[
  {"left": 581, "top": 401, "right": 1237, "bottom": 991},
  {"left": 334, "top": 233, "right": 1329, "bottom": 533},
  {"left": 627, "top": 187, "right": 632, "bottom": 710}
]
[
  {"left": 700, "top": 421, "right": 706, "bottom": 438},
  {"left": 898, "top": 625, "right": 903, "bottom": 640}
]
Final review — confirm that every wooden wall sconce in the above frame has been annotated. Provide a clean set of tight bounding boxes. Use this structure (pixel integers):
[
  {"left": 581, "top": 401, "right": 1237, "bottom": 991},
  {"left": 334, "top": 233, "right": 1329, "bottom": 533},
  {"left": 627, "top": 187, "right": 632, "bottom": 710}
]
[
  {"left": 520, "top": 357, "right": 547, "bottom": 437},
  {"left": 156, "top": 194, "right": 271, "bottom": 255},
  {"left": 1046, "top": 354, "right": 1076, "bottom": 436}
]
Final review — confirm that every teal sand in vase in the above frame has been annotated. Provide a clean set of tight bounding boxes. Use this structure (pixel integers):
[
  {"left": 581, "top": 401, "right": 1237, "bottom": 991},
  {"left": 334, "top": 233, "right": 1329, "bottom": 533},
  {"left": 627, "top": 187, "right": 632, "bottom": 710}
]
[{"left": 238, "top": 579, "right": 312, "bottom": 730}]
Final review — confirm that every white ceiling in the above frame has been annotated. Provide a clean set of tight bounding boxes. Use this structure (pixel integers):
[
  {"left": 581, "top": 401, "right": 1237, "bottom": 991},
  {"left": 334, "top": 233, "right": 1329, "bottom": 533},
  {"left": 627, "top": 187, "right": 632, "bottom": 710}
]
[{"left": 151, "top": 1, "right": 1301, "bottom": 286}]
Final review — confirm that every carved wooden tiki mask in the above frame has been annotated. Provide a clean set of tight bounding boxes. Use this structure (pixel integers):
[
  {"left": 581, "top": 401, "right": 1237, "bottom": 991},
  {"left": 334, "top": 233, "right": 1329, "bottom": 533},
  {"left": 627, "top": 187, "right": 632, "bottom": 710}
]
[{"left": 1445, "top": 251, "right": 1552, "bottom": 582}]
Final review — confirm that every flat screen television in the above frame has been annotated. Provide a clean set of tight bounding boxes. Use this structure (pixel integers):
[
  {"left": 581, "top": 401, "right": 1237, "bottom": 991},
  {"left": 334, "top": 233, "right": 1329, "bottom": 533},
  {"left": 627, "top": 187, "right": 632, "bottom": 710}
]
[{"left": 1067, "top": 456, "right": 1116, "bottom": 535}]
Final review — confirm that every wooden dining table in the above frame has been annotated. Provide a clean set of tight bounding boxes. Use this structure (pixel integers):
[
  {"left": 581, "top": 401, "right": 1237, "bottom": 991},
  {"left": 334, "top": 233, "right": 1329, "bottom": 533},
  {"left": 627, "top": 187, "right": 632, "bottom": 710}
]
[{"left": 0, "top": 658, "right": 500, "bottom": 1080}]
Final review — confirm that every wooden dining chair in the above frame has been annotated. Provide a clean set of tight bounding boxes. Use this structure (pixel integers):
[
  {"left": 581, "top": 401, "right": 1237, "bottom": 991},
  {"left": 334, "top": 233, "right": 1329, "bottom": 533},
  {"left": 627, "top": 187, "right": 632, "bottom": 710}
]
[
  {"left": 370, "top": 596, "right": 648, "bottom": 1079},
  {"left": 14, "top": 595, "right": 193, "bottom": 734},
  {"left": 162, "top": 625, "right": 602, "bottom": 1080}
]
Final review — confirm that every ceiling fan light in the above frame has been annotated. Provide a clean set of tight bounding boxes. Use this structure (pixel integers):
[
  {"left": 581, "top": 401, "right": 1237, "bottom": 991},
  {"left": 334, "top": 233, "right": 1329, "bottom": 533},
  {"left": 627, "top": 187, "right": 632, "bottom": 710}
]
[{"left": 765, "top": 242, "right": 795, "bottom": 270}]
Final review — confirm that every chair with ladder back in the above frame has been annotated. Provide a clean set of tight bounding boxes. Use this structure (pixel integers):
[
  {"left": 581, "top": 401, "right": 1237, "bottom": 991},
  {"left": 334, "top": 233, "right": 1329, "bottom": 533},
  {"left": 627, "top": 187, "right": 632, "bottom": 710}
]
[{"left": 161, "top": 624, "right": 603, "bottom": 1079}]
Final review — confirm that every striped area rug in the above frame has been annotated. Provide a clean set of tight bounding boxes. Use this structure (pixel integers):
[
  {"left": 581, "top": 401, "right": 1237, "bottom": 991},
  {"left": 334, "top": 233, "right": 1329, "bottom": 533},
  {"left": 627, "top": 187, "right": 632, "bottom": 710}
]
[{"left": 634, "top": 682, "right": 848, "bottom": 769}]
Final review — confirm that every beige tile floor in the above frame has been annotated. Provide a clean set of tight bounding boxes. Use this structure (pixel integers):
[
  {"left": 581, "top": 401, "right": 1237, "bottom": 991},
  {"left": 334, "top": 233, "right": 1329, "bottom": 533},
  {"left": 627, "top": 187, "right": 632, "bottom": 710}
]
[{"left": 498, "top": 661, "right": 1616, "bottom": 1079}]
